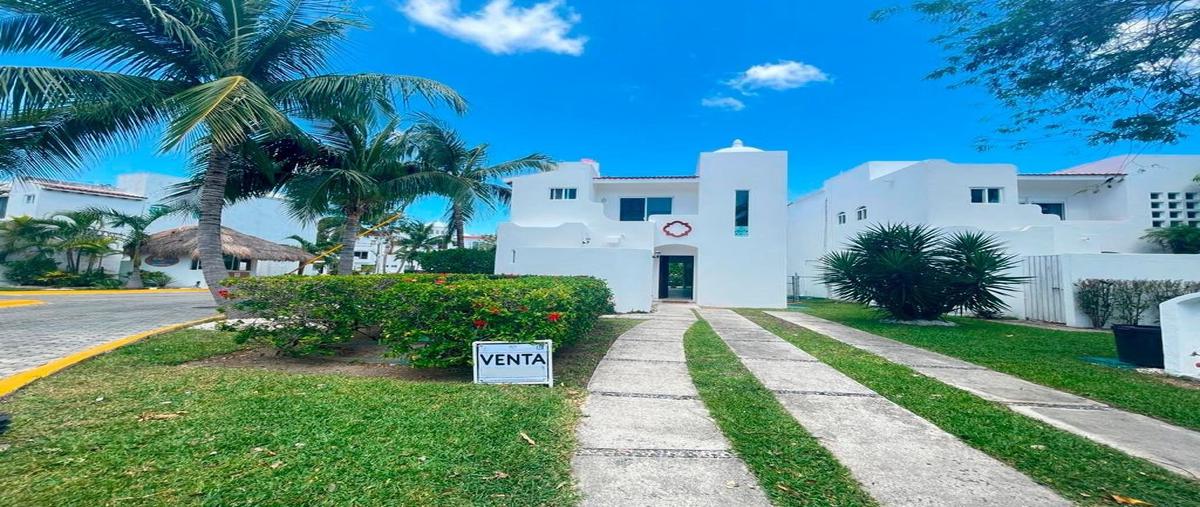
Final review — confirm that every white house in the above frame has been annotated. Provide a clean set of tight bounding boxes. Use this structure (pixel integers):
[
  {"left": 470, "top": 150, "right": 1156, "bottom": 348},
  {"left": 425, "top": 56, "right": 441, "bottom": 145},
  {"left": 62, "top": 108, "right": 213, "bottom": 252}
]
[
  {"left": 788, "top": 154, "right": 1200, "bottom": 326},
  {"left": 1, "top": 172, "right": 316, "bottom": 287},
  {"left": 495, "top": 140, "right": 788, "bottom": 312}
]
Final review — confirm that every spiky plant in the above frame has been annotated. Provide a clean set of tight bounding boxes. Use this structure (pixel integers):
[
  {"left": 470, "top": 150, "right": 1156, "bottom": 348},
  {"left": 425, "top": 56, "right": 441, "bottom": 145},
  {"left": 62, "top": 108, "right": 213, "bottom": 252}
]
[
  {"left": 90, "top": 204, "right": 184, "bottom": 288},
  {"left": 0, "top": 0, "right": 465, "bottom": 301},
  {"left": 819, "top": 223, "right": 1024, "bottom": 321}
]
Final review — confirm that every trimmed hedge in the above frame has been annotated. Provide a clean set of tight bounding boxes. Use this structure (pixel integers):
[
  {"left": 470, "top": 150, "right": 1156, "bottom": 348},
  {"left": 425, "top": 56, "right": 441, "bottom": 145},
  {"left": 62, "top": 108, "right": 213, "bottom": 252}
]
[
  {"left": 413, "top": 248, "right": 495, "bottom": 274},
  {"left": 222, "top": 274, "right": 613, "bottom": 366}
]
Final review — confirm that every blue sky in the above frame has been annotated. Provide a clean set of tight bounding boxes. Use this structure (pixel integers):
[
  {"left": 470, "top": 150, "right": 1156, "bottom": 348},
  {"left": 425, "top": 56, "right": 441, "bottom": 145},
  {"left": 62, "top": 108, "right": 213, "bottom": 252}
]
[{"left": 35, "top": 0, "right": 1200, "bottom": 234}]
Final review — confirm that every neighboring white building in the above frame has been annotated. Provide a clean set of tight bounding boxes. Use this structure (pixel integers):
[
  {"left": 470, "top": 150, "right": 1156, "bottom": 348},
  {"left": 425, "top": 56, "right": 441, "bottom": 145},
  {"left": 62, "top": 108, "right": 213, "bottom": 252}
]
[
  {"left": 788, "top": 155, "right": 1200, "bottom": 325},
  {"left": 0, "top": 172, "right": 316, "bottom": 287},
  {"left": 495, "top": 140, "right": 788, "bottom": 312}
]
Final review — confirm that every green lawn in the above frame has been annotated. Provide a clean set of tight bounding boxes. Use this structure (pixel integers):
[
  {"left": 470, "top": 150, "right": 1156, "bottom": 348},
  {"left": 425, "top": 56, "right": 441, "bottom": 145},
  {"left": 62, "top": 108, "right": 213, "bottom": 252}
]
[
  {"left": 741, "top": 309, "right": 1200, "bottom": 506},
  {"left": 683, "top": 318, "right": 875, "bottom": 506},
  {"left": 797, "top": 300, "right": 1200, "bottom": 432},
  {"left": 0, "top": 319, "right": 640, "bottom": 506}
]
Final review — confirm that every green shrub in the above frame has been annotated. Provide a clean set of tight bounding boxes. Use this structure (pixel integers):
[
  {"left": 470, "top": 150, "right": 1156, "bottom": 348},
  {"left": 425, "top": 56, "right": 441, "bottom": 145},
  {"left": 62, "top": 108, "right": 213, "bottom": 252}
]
[
  {"left": 413, "top": 248, "right": 495, "bottom": 274},
  {"left": 1142, "top": 225, "right": 1200, "bottom": 254},
  {"left": 1, "top": 256, "right": 57, "bottom": 285},
  {"left": 34, "top": 269, "right": 119, "bottom": 288},
  {"left": 1075, "top": 278, "right": 1200, "bottom": 327},
  {"left": 140, "top": 271, "right": 172, "bottom": 288},
  {"left": 222, "top": 274, "right": 612, "bottom": 365},
  {"left": 819, "top": 223, "right": 1024, "bottom": 320}
]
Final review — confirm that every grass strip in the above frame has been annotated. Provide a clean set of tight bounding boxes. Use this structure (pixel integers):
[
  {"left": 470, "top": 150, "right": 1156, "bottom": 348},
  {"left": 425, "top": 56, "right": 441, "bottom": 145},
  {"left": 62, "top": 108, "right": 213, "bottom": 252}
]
[
  {"left": 741, "top": 309, "right": 1200, "bottom": 506},
  {"left": 683, "top": 317, "right": 876, "bottom": 506},
  {"left": 0, "top": 320, "right": 640, "bottom": 506},
  {"left": 800, "top": 300, "right": 1200, "bottom": 431}
]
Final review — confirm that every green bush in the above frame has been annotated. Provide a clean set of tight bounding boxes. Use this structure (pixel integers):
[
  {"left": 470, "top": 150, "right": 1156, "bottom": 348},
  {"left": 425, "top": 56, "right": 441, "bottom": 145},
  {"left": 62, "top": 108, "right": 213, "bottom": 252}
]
[
  {"left": 1, "top": 256, "right": 57, "bottom": 285},
  {"left": 139, "top": 271, "right": 172, "bottom": 288},
  {"left": 34, "top": 269, "right": 119, "bottom": 288},
  {"left": 1076, "top": 278, "right": 1200, "bottom": 327},
  {"left": 413, "top": 248, "right": 495, "bottom": 274},
  {"left": 222, "top": 274, "right": 613, "bottom": 365},
  {"left": 1142, "top": 225, "right": 1200, "bottom": 254},
  {"left": 819, "top": 223, "right": 1024, "bottom": 320}
]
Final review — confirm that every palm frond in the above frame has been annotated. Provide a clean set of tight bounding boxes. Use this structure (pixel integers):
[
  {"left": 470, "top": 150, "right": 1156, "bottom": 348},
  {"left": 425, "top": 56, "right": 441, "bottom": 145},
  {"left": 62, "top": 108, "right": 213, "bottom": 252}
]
[{"left": 163, "top": 75, "right": 296, "bottom": 150}]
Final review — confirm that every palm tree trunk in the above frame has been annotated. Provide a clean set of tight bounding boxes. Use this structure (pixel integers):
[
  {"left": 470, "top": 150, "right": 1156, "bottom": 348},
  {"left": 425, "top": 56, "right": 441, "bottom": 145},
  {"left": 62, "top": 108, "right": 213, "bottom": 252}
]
[
  {"left": 338, "top": 211, "right": 361, "bottom": 275},
  {"left": 125, "top": 245, "right": 144, "bottom": 289},
  {"left": 198, "top": 150, "right": 231, "bottom": 303},
  {"left": 381, "top": 237, "right": 395, "bottom": 274},
  {"left": 451, "top": 204, "right": 465, "bottom": 248},
  {"left": 297, "top": 261, "right": 306, "bottom": 276}
]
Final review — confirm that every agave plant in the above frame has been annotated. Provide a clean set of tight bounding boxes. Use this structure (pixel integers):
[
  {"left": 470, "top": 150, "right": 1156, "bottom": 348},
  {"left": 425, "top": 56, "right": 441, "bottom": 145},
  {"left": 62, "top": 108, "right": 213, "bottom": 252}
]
[{"left": 819, "top": 223, "right": 1024, "bottom": 321}]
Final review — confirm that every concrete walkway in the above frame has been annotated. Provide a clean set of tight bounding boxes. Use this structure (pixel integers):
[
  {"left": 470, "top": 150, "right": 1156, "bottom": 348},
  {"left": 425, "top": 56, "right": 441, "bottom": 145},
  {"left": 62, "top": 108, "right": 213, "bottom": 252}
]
[
  {"left": 700, "top": 308, "right": 1068, "bottom": 506},
  {"left": 768, "top": 310, "right": 1200, "bottom": 480},
  {"left": 573, "top": 304, "right": 769, "bottom": 506}
]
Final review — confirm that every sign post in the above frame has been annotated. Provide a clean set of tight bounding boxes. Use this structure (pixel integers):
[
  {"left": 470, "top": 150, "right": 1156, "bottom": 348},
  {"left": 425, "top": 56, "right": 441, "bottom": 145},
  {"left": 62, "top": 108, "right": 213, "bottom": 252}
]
[{"left": 472, "top": 340, "right": 554, "bottom": 387}]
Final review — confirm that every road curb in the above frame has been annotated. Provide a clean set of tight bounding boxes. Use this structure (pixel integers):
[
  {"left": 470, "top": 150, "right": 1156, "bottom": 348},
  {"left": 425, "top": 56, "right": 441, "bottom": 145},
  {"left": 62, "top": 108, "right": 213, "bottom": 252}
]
[
  {"left": 0, "top": 288, "right": 207, "bottom": 296},
  {"left": 0, "top": 315, "right": 224, "bottom": 398},
  {"left": 0, "top": 300, "right": 44, "bottom": 308}
]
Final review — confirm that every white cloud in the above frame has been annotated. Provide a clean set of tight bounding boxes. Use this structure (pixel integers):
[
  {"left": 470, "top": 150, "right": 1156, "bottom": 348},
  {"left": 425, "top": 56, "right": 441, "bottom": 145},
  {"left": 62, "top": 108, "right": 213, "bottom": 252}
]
[
  {"left": 700, "top": 96, "right": 746, "bottom": 111},
  {"left": 726, "top": 60, "right": 830, "bottom": 92},
  {"left": 399, "top": 0, "right": 587, "bottom": 56}
]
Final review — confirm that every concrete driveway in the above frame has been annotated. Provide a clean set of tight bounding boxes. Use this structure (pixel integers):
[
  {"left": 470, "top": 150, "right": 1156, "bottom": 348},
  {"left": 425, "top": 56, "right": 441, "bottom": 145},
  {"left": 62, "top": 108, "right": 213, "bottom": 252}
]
[{"left": 0, "top": 291, "right": 218, "bottom": 378}]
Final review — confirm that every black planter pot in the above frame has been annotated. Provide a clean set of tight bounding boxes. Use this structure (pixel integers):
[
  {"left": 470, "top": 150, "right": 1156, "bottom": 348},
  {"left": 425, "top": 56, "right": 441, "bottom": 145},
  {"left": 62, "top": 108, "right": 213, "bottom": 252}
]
[{"left": 1111, "top": 325, "right": 1165, "bottom": 368}]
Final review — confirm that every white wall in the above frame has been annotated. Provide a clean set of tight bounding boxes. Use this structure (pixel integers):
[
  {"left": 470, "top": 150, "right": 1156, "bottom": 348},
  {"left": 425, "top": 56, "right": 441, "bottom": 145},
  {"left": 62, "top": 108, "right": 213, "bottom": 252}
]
[
  {"left": 498, "top": 247, "right": 653, "bottom": 313},
  {"left": 1160, "top": 292, "right": 1200, "bottom": 380},
  {"left": 1057, "top": 253, "right": 1200, "bottom": 327}
]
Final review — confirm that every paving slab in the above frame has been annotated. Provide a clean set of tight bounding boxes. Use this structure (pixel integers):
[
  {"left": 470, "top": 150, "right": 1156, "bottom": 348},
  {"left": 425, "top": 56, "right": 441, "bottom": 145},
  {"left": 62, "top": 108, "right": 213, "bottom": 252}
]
[
  {"left": 605, "top": 339, "right": 686, "bottom": 362},
  {"left": 572, "top": 455, "right": 766, "bottom": 507},
  {"left": 725, "top": 339, "right": 818, "bottom": 361},
  {"left": 767, "top": 310, "right": 1200, "bottom": 479},
  {"left": 573, "top": 309, "right": 770, "bottom": 506},
  {"left": 702, "top": 308, "right": 1068, "bottom": 506},
  {"left": 588, "top": 360, "right": 698, "bottom": 397}
]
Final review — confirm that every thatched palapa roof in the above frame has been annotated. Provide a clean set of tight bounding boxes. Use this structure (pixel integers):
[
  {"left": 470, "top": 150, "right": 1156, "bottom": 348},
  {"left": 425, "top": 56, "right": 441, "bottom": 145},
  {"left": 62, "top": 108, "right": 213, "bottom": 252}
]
[{"left": 141, "top": 226, "right": 311, "bottom": 262}]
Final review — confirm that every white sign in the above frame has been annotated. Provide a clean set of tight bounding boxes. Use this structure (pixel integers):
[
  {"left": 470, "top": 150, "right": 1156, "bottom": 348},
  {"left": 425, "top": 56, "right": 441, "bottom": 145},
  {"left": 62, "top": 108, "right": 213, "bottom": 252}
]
[{"left": 472, "top": 340, "right": 554, "bottom": 387}]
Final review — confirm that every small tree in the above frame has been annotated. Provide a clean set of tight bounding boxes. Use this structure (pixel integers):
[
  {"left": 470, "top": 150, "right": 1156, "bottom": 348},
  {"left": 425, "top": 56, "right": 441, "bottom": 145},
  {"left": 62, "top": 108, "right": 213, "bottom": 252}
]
[
  {"left": 819, "top": 224, "right": 1023, "bottom": 321},
  {"left": 1075, "top": 279, "right": 1117, "bottom": 328},
  {"left": 1142, "top": 225, "right": 1200, "bottom": 253},
  {"left": 91, "top": 205, "right": 181, "bottom": 288},
  {"left": 395, "top": 220, "right": 443, "bottom": 273}
]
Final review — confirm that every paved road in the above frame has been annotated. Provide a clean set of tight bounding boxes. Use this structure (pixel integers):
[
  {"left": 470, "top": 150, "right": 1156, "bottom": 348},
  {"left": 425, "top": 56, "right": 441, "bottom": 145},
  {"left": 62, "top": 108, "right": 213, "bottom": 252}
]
[{"left": 0, "top": 292, "right": 218, "bottom": 377}]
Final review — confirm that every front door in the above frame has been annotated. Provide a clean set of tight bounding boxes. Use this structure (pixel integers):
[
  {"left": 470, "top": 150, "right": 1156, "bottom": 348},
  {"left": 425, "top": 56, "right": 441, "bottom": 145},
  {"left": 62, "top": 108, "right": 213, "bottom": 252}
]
[{"left": 658, "top": 255, "right": 694, "bottom": 300}]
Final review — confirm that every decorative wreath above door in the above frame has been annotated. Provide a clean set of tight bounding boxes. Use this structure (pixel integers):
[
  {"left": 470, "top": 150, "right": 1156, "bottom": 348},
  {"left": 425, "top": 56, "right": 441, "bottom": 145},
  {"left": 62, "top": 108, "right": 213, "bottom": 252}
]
[{"left": 662, "top": 220, "right": 693, "bottom": 238}]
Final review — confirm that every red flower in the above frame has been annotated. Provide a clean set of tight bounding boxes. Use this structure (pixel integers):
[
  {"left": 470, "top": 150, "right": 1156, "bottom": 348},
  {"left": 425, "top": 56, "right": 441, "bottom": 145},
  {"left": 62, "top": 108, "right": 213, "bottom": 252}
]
[
  {"left": 473, "top": 319, "right": 487, "bottom": 329},
  {"left": 216, "top": 288, "right": 230, "bottom": 299},
  {"left": 435, "top": 278, "right": 446, "bottom": 285},
  {"left": 547, "top": 312, "right": 561, "bottom": 323}
]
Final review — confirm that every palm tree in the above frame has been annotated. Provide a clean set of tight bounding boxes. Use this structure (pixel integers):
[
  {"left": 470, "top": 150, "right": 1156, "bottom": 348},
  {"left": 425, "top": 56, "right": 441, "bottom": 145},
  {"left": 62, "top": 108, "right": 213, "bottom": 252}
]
[
  {"left": 0, "top": 0, "right": 466, "bottom": 302},
  {"left": 0, "top": 215, "right": 53, "bottom": 262},
  {"left": 285, "top": 233, "right": 330, "bottom": 274},
  {"left": 395, "top": 220, "right": 442, "bottom": 273},
  {"left": 282, "top": 113, "right": 444, "bottom": 274},
  {"left": 41, "top": 210, "right": 112, "bottom": 273},
  {"left": 90, "top": 204, "right": 182, "bottom": 288},
  {"left": 411, "top": 118, "right": 553, "bottom": 247}
]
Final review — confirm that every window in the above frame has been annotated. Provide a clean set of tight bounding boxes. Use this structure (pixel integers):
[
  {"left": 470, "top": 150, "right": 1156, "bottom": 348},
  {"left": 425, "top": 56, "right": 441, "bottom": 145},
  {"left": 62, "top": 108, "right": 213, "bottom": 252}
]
[
  {"left": 24, "top": 194, "right": 34, "bottom": 204},
  {"left": 734, "top": 190, "right": 749, "bottom": 236},
  {"left": 353, "top": 251, "right": 369, "bottom": 259},
  {"left": 855, "top": 206, "right": 867, "bottom": 221},
  {"left": 1150, "top": 191, "right": 1200, "bottom": 227},
  {"left": 970, "top": 187, "right": 1002, "bottom": 204},
  {"left": 1034, "top": 202, "right": 1065, "bottom": 220},
  {"left": 549, "top": 188, "right": 577, "bottom": 200},
  {"left": 618, "top": 197, "right": 672, "bottom": 221},
  {"left": 837, "top": 212, "right": 846, "bottom": 224},
  {"left": 191, "top": 256, "right": 250, "bottom": 271}
]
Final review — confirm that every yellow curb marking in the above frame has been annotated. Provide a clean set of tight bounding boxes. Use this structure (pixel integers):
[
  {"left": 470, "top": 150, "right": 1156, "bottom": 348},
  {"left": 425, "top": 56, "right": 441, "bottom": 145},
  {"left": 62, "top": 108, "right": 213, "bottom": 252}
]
[
  {"left": 0, "top": 288, "right": 207, "bottom": 296},
  {"left": 0, "top": 315, "right": 224, "bottom": 398},
  {"left": 0, "top": 299, "right": 44, "bottom": 308}
]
